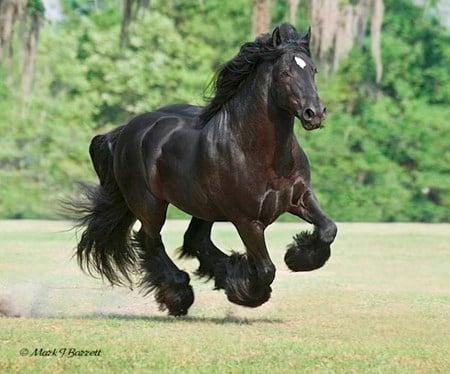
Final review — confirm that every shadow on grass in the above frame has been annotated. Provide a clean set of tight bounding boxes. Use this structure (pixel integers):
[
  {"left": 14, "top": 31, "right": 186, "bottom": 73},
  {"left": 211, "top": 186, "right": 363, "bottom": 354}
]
[
  {"left": 23, "top": 313, "right": 284, "bottom": 325},
  {"left": 82, "top": 313, "right": 284, "bottom": 325}
]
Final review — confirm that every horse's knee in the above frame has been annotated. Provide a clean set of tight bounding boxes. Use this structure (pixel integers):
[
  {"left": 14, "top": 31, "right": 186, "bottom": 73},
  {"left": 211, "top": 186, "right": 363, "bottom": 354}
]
[
  {"left": 170, "top": 270, "right": 190, "bottom": 285},
  {"left": 319, "top": 220, "right": 337, "bottom": 244}
]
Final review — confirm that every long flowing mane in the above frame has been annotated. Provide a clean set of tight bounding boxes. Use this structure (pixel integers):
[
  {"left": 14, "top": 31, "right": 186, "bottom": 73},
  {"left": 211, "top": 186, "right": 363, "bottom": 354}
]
[{"left": 199, "top": 26, "right": 310, "bottom": 125}]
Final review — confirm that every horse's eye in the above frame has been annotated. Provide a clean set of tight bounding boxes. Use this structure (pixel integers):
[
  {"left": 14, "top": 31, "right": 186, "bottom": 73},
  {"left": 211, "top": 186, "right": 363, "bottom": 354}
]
[{"left": 280, "top": 71, "right": 290, "bottom": 78}]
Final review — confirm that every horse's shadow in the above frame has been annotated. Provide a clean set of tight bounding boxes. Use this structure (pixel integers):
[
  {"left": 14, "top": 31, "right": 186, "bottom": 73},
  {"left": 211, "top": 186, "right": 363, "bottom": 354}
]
[{"left": 76, "top": 313, "right": 284, "bottom": 325}]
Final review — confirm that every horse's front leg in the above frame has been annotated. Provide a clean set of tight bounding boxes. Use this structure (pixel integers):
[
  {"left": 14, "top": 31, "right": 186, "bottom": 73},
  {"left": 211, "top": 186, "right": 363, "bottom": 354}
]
[
  {"left": 286, "top": 188, "right": 337, "bottom": 271},
  {"left": 221, "top": 220, "right": 275, "bottom": 307}
]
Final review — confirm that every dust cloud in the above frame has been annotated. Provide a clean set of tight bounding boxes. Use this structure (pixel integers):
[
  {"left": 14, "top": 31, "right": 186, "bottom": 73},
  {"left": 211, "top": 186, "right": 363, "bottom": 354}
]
[{"left": 0, "top": 283, "right": 49, "bottom": 318}]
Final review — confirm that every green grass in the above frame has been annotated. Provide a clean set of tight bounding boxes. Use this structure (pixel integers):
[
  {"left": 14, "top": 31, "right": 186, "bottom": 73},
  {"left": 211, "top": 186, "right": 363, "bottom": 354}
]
[{"left": 1, "top": 220, "right": 449, "bottom": 373}]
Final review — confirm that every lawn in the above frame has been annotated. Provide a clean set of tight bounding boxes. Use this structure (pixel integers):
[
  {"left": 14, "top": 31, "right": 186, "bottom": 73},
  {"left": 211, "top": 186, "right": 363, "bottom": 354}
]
[{"left": 1, "top": 220, "right": 449, "bottom": 373}]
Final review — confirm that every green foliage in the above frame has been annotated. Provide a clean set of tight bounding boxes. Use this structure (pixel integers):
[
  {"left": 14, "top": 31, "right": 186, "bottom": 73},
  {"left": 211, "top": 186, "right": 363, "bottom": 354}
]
[
  {"left": 295, "top": 0, "right": 450, "bottom": 222},
  {"left": 27, "top": 0, "right": 45, "bottom": 15},
  {"left": 0, "top": 0, "right": 448, "bottom": 221}
]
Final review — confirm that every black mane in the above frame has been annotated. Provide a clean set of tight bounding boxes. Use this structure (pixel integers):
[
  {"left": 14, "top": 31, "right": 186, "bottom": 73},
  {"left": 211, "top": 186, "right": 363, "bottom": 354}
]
[{"left": 199, "top": 24, "right": 310, "bottom": 125}]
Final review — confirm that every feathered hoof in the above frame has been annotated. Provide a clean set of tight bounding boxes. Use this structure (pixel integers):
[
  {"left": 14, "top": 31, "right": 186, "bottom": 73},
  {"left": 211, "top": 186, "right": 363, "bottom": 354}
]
[
  {"left": 218, "top": 253, "right": 272, "bottom": 308},
  {"left": 284, "top": 230, "right": 331, "bottom": 272},
  {"left": 154, "top": 282, "right": 195, "bottom": 317}
]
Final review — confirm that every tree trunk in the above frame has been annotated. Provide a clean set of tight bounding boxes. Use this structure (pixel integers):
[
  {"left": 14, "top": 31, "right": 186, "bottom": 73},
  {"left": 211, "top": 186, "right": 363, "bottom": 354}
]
[
  {"left": 371, "top": 0, "right": 384, "bottom": 83},
  {"left": 20, "top": 10, "right": 40, "bottom": 101},
  {"left": 120, "top": 0, "right": 151, "bottom": 48},
  {"left": 252, "top": 0, "right": 271, "bottom": 37},
  {"left": 137, "top": 0, "right": 150, "bottom": 17},
  {"left": 307, "top": 0, "right": 383, "bottom": 82},
  {"left": 308, "top": 0, "right": 339, "bottom": 63},
  {"left": 287, "top": 0, "right": 300, "bottom": 25},
  {"left": 0, "top": 0, "right": 25, "bottom": 61},
  {"left": 120, "top": 0, "right": 133, "bottom": 48}
]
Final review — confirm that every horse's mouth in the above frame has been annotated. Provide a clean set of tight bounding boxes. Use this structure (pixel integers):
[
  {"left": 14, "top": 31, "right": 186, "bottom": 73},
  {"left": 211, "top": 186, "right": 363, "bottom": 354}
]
[
  {"left": 301, "top": 120, "right": 323, "bottom": 131},
  {"left": 296, "top": 113, "right": 323, "bottom": 131}
]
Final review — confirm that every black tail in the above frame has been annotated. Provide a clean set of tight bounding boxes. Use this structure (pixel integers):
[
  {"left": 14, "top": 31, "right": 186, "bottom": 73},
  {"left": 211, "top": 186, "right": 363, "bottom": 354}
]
[{"left": 70, "top": 126, "right": 137, "bottom": 286}]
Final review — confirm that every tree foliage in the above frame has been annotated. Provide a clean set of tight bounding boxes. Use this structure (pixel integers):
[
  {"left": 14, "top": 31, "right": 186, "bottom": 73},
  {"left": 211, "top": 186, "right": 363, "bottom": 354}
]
[{"left": 0, "top": 0, "right": 448, "bottom": 221}]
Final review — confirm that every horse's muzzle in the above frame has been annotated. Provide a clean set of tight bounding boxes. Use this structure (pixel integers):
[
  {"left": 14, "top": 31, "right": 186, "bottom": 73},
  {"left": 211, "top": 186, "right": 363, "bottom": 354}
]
[
  {"left": 296, "top": 105, "right": 326, "bottom": 131},
  {"left": 296, "top": 112, "right": 324, "bottom": 130}
]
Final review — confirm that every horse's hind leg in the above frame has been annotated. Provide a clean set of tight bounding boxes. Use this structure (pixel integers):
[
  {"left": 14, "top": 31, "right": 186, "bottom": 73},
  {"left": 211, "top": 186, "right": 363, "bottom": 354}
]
[
  {"left": 132, "top": 197, "right": 194, "bottom": 316},
  {"left": 286, "top": 189, "right": 337, "bottom": 271},
  {"left": 179, "top": 217, "right": 229, "bottom": 289}
]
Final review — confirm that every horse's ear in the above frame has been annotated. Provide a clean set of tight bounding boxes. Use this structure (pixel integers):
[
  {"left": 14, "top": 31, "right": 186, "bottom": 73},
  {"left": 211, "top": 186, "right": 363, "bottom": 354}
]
[
  {"left": 303, "top": 26, "right": 312, "bottom": 44},
  {"left": 272, "top": 27, "right": 282, "bottom": 47}
]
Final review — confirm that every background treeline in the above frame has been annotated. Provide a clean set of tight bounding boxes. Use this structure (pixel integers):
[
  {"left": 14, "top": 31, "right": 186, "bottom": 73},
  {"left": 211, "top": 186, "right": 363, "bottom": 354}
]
[{"left": 0, "top": 0, "right": 448, "bottom": 222}]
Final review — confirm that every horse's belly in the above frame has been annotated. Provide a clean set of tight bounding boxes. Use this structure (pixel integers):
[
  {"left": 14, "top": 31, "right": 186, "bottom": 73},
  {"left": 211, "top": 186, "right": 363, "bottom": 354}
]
[
  {"left": 211, "top": 184, "right": 294, "bottom": 225},
  {"left": 157, "top": 176, "right": 226, "bottom": 221}
]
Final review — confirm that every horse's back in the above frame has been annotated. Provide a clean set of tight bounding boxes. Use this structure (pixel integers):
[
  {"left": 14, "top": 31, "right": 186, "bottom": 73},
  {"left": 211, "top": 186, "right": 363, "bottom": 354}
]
[
  {"left": 111, "top": 105, "right": 205, "bottom": 205},
  {"left": 114, "top": 104, "right": 201, "bottom": 144},
  {"left": 156, "top": 104, "right": 202, "bottom": 120}
]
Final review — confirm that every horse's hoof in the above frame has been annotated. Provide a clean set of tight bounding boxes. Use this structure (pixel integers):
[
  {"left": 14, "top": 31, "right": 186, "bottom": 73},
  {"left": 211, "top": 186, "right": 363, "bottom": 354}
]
[
  {"left": 154, "top": 282, "right": 194, "bottom": 316},
  {"left": 221, "top": 253, "right": 272, "bottom": 308},
  {"left": 285, "top": 231, "right": 330, "bottom": 272},
  {"left": 225, "top": 284, "right": 272, "bottom": 308}
]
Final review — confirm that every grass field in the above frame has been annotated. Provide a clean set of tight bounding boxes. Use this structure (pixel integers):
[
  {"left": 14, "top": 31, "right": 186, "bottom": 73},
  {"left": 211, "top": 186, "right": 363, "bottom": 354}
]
[{"left": 0, "top": 220, "right": 449, "bottom": 373}]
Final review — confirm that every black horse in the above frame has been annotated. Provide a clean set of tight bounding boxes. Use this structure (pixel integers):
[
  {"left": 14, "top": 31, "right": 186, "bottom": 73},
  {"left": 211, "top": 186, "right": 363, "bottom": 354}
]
[{"left": 73, "top": 23, "right": 337, "bottom": 316}]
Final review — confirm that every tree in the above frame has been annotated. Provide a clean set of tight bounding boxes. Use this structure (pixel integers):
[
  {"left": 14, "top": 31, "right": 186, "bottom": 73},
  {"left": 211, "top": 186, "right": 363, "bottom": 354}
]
[
  {"left": 307, "top": 0, "right": 384, "bottom": 82},
  {"left": 0, "top": 0, "right": 448, "bottom": 221},
  {"left": 21, "top": 0, "right": 44, "bottom": 100},
  {"left": 0, "top": 0, "right": 25, "bottom": 61},
  {"left": 120, "top": 0, "right": 150, "bottom": 48},
  {"left": 286, "top": 0, "right": 300, "bottom": 25},
  {"left": 252, "top": 0, "right": 271, "bottom": 36},
  {"left": 0, "top": 0, "right": 44, "bottom": 100}
]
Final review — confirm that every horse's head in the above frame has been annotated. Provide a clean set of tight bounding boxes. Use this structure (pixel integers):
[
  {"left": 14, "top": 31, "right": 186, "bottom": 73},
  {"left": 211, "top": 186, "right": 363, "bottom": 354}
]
[{"left": 270, "top": 24, "right": 325, "bottom": 131}]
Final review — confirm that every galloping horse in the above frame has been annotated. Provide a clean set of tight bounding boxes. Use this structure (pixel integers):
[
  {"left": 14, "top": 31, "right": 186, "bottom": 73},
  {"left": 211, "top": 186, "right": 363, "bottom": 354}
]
[{"left": 73, "top": 23, "right": 337, "bottom": 316}]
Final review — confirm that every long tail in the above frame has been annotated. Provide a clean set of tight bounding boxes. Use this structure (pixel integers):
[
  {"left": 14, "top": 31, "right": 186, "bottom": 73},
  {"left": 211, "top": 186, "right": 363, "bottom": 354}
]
[{"left": 70, "top": 126, "right": 137, "bottom": 286}]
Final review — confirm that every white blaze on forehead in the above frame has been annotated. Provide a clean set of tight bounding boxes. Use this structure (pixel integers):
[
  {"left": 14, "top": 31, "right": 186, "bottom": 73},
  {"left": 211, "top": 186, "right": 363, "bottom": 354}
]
[{"left": 294, "top": 56, "right": 306, "bottom": 69}]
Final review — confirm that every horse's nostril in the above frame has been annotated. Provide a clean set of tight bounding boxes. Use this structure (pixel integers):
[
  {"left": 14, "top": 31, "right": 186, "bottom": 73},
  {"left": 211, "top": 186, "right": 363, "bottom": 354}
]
[
  {"left": 303, "top": 108, "right": 315, "bottom": 120},
  {"left": 322, "top": 107, "right": 327, "bottom": 117}
]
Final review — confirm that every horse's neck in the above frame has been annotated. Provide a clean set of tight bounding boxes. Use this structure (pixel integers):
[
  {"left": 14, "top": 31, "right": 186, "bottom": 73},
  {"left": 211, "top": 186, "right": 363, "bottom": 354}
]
[
  {"left": 229, "top": 82, "right": 296, "bottom": 176},
  {"left": 204, "top": 66, "right": 297, "bottom": 175},
  {"left": 267, "top": 105, "right": 296, "bottom": 176}
]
